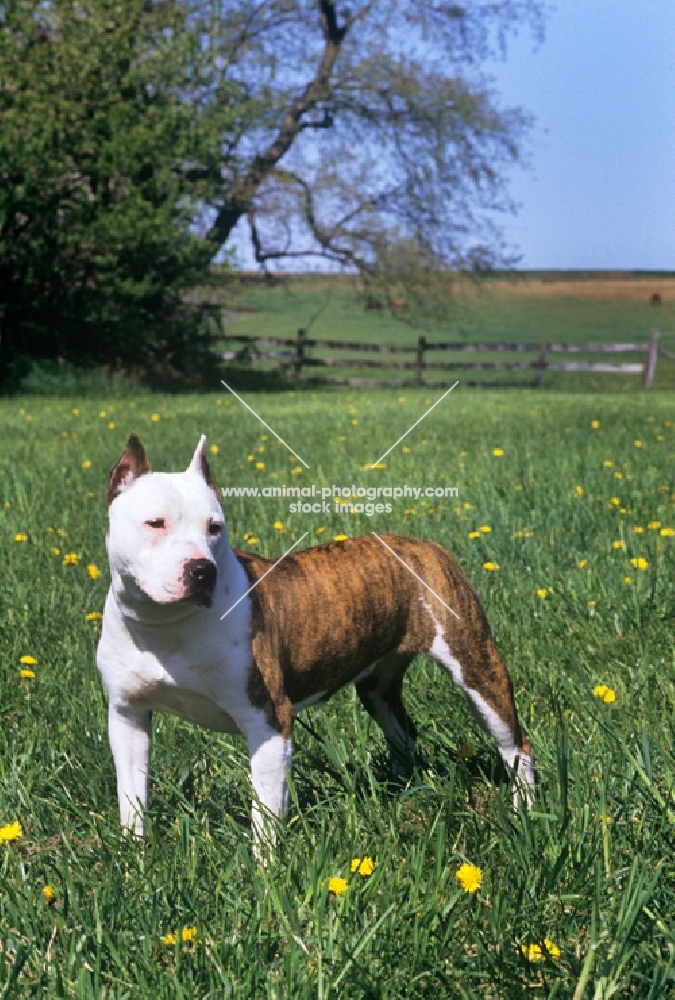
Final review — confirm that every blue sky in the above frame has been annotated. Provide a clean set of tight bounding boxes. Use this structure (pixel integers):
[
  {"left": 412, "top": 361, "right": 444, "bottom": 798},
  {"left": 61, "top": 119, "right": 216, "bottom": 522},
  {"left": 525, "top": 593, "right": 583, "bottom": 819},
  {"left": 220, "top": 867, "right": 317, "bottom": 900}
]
[
  {"left": 229, "top": 1, "right": 675, "bottom": 272},
  {"left": 486, "top": 0, "right": 675, "bottom": 270}
]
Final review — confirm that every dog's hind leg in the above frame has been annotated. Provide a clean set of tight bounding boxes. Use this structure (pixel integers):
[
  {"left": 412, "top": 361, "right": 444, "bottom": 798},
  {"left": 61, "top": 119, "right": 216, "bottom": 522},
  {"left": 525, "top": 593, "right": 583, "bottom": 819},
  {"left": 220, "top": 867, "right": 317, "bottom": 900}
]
[
  {"left": 355, "top": 654, "right": 417, "bottom": 776},
  {"left": 425, "top": 607, "right": 534, "bottom": 807}
]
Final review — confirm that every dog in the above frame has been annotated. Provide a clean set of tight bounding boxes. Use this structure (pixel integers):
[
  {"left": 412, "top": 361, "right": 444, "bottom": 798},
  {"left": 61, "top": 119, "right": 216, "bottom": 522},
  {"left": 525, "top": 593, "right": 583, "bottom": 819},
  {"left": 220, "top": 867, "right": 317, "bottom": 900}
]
[{"left": 97, "top": 433, "right": 534, "bottom": 852}]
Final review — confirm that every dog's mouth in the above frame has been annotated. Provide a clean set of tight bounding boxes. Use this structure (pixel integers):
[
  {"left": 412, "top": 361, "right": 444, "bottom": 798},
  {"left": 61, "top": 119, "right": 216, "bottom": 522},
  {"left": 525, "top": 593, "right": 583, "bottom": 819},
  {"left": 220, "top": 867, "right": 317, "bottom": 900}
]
[{"left": 181, "top": 558, "right": 217, "bottom": 608}]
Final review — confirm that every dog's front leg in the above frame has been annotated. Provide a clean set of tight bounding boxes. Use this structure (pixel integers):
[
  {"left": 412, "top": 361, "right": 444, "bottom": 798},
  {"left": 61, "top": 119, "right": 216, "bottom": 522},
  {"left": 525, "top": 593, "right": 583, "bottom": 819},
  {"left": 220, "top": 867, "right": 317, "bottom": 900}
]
[
  {"left": 108, "top": 703, "right": 152, "bottom": 837},
  {"left": 246, "top": 723, "right": 293, "bottom": 858}
]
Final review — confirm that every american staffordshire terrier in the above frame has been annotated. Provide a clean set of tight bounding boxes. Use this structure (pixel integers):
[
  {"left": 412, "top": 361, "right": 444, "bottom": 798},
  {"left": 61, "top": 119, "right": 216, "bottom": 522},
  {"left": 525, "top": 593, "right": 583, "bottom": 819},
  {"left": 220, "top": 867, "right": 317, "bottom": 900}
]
[{"left": 98, "top": 433, "right": 534, "bottom": 852}]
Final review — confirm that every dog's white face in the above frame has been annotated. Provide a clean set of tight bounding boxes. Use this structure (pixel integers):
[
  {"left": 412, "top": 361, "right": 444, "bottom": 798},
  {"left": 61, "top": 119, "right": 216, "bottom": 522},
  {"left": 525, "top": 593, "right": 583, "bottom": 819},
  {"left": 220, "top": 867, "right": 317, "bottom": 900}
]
[{"left": 106, "top": 436, "right": 226, "bottom": 607}]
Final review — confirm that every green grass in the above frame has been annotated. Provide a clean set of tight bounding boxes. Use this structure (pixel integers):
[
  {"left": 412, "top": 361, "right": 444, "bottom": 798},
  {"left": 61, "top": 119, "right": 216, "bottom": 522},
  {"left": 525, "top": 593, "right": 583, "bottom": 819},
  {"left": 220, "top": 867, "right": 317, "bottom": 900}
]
[{"left": 1, "top": 388, "right": 674, "bottom": 997}]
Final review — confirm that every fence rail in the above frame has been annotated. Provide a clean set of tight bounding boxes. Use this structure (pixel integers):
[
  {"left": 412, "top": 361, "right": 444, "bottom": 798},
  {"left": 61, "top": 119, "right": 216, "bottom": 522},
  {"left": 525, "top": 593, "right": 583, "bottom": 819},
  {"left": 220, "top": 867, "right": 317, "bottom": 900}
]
[{"left": 219, "top": 328, "right": 663, "bottom": 389}]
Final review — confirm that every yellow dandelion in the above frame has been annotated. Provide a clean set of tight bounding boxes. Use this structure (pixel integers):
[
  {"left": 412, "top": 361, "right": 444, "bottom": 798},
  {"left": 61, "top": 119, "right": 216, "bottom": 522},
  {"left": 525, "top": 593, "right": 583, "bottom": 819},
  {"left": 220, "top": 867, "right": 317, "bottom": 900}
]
[
  {"left": 181, "top": 926, "right": 198, "bottom": 943},
  {"left": 86, "top": 611, "right": 103, "bottom": 621},
  {"left": 334, "top": 534, "right": 348, "bottom": 542},
  {"left": 273, "top": 521, "right": 284, "bottom": 531},
  {"left": 62, "top": 553, "right": 78, "bottom": 566},
  {"left": 633, "top": 527, "right": 644, "bottom": 534},
  {"left": 161, "top": 933, "right": 177, "bottom": 946},
  {"left": 339, "top": 435, "right": 347, "bottom": 442},
  {"left": 612, "top": 540, "right": 623, "bottom": 549},
  {"left": 56, "top": 528, "right": 67, "bottom": 537},
  {"left": 87, "top": 564, "right": 101, "bottom": 580},
  {"left": 624, "top": 577, "right": 632, "bottom": 585},
  {"left": 660, "top": 527, "right": 674, "bottom": 537},
  {"left": 593, "top": 684, "right": 616, "bottom": 704},
  {"left": 0, "top": 821, "right": 22, "bottom": 844},
  {"left": 537, "top": 589, "right": 547, "bottom": 599},
  {"left": 479, "top": 525, "right": 491, "bottom": 533},
  {"left": 634, "top": 440, "right": 642, "bottom": 448},
  {"left": 579, "top": 559, "right": 588, "bottom": 568},
  {"left": 20, "top": 669, "right": 36, "bottom": 679},
  {"left": 630, "top": 557, "right": 648, "bottom": 570},
  {"left": 351, "top": 419, "right": 358, "bottom": 426},
  {"left": 609, "top": 497, "right": 620, "bottom": 507},
  {"left": 151, "top": 413, "right": 160, "bottom": 422},
  {"left": 575, "top": 486, "right": 584, "bottom": 496},
  {"left": 404, "top": 508, "right": 416, "bottom": 515},
  {"left": 493, "top": 448, "right": 503, "bottom": 457},
  {"left": 455, "top": 863, "right": 482, "bottom": 893},
  {"left": 522, "top": 939, "right": 561, "bottom": 963},
  {"left": 108, "top": 422, "right": 115, "bottom": 430},
  {"left": 247, "top": 454, "right": 254, "bottom": 462},
  {"left": 42, "top": 884, "right": 55, "bottom": 903},
  {"left": 82, "top": 460, "right": 91, "bottom": 469},
  {"left": 247, "top": 537, "right": 259, "bottom": 545},
  {"left": 291, "top": 466, "right": 303, "bottom": 475},
  {"left": 464, "top": 503, "right": 473, "bottom": 510},
  {"left": 603, "top": 460, "right": 613, "bottom": 467},
  {"left": 20, "top": 655, "right": 37, "bottom": 665},
  {"left": 14, "top": 533, "right": 28, "bottom": 542},
  {"left": 483, "top": 562, "right": 499, "bottom": 571},
  {"left": 255, "top": 462, "right": 265, "bottom": 470},
  {"left": 402, "top": 446, "right": 411, "bottom": 453},
  {"left": 591, "top": 420, "right": 600, "bottom": 429},
  {"left": 468, "top": 531, "right": 480, "bottom": 539},
  {"left": 351, "top": 856, "right": 375, "bottom": 876},
  {"left": 328, "top": 877, "right": 348, "bottom": 896},
  {"left": 316, "top": 527, "right": 326, "bottom": 534},
  {"left": 647, "top": 521, "right": 661, "bottom": 530},
  {"left": 72, "top": 408, "right": 80, "bottom": 415},
  {"left": 365, "top": 463, "right": 386, "bottom": 470},
  {"left": 210, "top": 445, "right": 219, "bottom": 455}
]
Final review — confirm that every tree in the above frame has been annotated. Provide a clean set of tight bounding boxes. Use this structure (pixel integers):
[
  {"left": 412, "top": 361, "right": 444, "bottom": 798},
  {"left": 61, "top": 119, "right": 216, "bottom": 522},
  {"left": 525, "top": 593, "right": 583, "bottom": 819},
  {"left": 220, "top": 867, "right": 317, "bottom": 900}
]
[
  {"left": 200, "top": 0, "right": 543, "bottom": 305},
  {"left": 0, "top": 0, "right": 236, "bottom": 383}
]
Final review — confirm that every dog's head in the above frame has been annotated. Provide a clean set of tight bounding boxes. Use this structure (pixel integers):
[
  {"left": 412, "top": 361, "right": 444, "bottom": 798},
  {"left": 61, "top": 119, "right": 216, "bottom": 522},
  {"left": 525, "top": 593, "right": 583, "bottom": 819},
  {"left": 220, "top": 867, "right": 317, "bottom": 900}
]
[{"left": 106, "top": 433, "right": 224, "bottom": 608}]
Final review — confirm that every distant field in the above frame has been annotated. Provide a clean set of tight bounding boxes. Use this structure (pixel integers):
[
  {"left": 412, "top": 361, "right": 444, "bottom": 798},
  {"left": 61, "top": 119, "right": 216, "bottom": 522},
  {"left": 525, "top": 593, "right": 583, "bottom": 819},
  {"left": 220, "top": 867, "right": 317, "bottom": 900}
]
[{"left": 215, "top": 272, "right": 675, "bottom": 391}]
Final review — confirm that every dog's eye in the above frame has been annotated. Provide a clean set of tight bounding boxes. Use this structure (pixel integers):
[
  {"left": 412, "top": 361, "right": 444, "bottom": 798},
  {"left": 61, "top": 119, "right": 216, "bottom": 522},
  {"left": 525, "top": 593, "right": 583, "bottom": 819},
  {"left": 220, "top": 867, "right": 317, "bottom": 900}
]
[
  {"left": 208, "top": 522, "right": 223, "bottom": 536},
  {"left": 145, "top": 518, "right": 166, "bottom": 529}
]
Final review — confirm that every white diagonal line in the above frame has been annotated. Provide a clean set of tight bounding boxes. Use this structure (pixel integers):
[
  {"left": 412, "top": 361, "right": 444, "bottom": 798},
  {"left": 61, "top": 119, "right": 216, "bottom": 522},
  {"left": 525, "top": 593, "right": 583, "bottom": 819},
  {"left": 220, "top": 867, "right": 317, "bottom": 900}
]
[
  {"left": 220, "top": 380, "right": 310, "bottom": 469},
  {"left": 366, "top": 381, "right": 459, "bottom": 469},
  {"left": 371, "top": 532, "right": 460, "bottom": 620},
  {"left": 220, "top": 532, "right": 309, "bottom": 620}
]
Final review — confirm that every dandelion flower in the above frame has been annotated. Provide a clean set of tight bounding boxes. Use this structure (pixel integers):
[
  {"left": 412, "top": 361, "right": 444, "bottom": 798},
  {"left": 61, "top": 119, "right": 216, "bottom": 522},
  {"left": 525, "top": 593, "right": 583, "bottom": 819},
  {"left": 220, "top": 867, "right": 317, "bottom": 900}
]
[
  {"left": 87, "top": 564, "right": 101, "bottom": 580},
  {"left": 328, "top": 877, "right": 348, "bottom": 896},
  {"left": 255, "top": 462, "right": 265, "bottom": 470},
  {"left": 611, "top": 540, "right": 623, "bottom": 550},
  {"left": 624, "top": 577, "right": 632, "bottom": 585},
  {"left": 20, "top": 669, "right": 36, "bottom": 679},
  {"left": 633, "top": 527, "right": 644, "bottom": 534},
  {"left": 522, "top": 939, "right": 561, "bottom": 963},
  {"left": 647, "top": 521, "right": 661, "bottom": 530},
  {"left": 291, "top": 466, "right": 303, "bottom": 475},
  {"left": 579, "top": 559, "right": 588, "bottom": 568},
  {"left": 14, "top": 533, "right": 28, "bottom": 542},
  {"left": 0, "top": 821, "right": 22, "bottom": 844},
  {"left": 210, "top": 445, "right": 219, "bottom": 455},
  {"left": 575, "top": 486, "right": 584, "bottom": 496},
  {"left": 493, "top": 448, "right": 504, "bottom": 457},
  {"left": 181, "top": 927, "right": 198, "bottom": 943},
  {"left": 86, "top": 612, "right": 103, "bottom": 621},
  {"left": 350, "top": 856, "right": 375, "bottom": 877},
  {"left": 479, "top": 526, "right": 491, "bottom": 533},
  {"left": 161, "top": 932, "right": 177, "bottom": 946},
  {"left": 537, "top": 589, "right": 547, "bottom": 599},
  {"left": 660, "top": 527, "right": 674, "bottom": 537},
  {"left": 82, "top": 460, "right": 91, "bottom": 469},
  {"left": 151, "top": 413, "right": 160, "bottom": 422},
  {"left": 42, "top": 884, "right": 55, "bottom": 903},
  {"left": 609, "top": 497, "right": 620, "bottom": 507},
  {"left": 593, "top": 684, "right": 616, "bottom": 704},
  {"left": 591, "top": 420, "right": 600, "bottom": 429},
  {"left": 20, "top": 655, "right": 37, "bottom": 665},
  {"left": 468, "top": 531, "right": 480, "bottom": 539},
  {"left": 334, "top": 534, "right": 348, "bottom": 542},
  {"left": 273, "top": 521, "right": 284, "bottom": 531},
  {"left": 483, "top": 562, "right": 499, "bottom": 571},
  {"left": 62, "top": 553, "right": 78, "bottom": 566},
  {"left": 630, "top": 557, "right": 648, "bottom": 571},
  {"left": 455, "top": 863, "right": 482, "bottom": 893},
  {"left": 316, "top": 527, "right": 326, "bottom": 534},
  {"left": 634, "top": 440, "right": 642, "bottom": 448}
]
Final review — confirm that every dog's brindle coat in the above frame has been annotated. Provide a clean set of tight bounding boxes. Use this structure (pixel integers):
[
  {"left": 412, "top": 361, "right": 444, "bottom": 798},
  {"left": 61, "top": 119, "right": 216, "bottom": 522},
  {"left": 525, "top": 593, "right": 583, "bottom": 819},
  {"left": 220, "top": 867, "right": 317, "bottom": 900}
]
[{"left": 102, "top": 434, "right": 533, "bottom": 850}]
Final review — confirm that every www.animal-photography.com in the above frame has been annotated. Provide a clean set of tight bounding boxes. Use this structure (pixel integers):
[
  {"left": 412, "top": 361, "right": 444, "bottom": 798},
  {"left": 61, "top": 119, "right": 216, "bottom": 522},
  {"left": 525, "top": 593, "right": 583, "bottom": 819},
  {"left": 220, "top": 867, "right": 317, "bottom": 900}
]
[{"left": 1, "top": 2, "right": 674, "bottom": 997}]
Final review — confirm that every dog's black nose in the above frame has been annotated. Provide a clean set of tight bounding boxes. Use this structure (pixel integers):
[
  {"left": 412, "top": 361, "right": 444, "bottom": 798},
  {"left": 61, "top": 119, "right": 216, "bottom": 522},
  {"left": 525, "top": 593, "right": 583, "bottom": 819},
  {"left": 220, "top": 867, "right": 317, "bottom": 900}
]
[{"left": 183, "top": 558, "right": 217, "bottom": 605}]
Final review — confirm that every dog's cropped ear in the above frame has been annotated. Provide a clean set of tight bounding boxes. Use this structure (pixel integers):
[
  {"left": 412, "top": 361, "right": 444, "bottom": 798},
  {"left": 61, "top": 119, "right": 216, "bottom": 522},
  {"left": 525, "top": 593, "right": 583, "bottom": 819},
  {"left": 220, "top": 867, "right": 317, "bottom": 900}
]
[
  {"left": 106, "top": 433, "right": 152, "bottom": 505},
  {"left": 187, "top": 435, "right": 220, "bottom": 497}
]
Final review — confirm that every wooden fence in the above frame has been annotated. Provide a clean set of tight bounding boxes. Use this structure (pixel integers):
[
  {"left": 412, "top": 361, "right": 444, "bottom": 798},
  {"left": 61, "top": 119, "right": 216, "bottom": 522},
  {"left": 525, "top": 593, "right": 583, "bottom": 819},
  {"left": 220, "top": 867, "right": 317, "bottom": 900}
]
[{"left": 219, "top": 328, "right": 663, "bottom": 389}]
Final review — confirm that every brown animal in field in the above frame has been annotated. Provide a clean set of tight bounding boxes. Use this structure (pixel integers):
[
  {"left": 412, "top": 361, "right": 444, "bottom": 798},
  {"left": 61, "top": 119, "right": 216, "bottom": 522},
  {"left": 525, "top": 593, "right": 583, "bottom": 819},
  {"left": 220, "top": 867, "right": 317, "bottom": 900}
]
[
  {"left": 365, "top": 296, "right": 383, "bottom": 311},
  {"left": 650, "top": 293, "right": 662, "bottom": 306}
]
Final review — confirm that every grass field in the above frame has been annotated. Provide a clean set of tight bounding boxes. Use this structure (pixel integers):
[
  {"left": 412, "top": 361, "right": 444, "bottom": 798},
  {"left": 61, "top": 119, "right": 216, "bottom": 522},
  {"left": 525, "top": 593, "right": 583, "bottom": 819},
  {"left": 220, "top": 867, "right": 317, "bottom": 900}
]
[
  {"left": 1, "top": 382, "right": 674, "bottom": 997},
  {"left": 217, "top": 273, "right": 675, "bottom": 392}
]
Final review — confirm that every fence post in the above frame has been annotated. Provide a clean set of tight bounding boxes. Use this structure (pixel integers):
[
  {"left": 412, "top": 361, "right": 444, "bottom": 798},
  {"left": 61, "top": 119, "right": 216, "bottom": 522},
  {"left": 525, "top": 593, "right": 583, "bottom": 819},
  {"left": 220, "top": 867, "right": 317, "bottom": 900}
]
[
  {"left": 294, "top": 328, "right": 306, "bottom": 382},
  {"left": 536, "top": 337, "right": 549, "bottom": 387},
  {"left": 415, "top": 335, "right": 426, "bottom": 387},
  {"left": 642, "top": 328, "right": 660, "bottom": 389}
]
